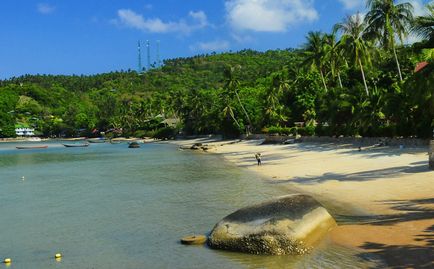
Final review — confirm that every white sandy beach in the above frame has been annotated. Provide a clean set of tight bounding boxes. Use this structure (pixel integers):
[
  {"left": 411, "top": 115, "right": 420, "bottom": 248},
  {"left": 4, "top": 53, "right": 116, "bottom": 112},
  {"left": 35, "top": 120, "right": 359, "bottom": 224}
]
[{"left": 173, "top": 138, "right": 434, "bottom": 266}]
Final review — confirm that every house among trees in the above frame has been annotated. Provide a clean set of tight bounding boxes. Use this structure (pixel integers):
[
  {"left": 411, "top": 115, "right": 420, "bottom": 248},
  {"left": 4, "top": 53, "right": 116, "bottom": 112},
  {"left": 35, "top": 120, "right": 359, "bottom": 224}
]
[{"left": 15, "top": 124, "right": 35, "bottom": 136}]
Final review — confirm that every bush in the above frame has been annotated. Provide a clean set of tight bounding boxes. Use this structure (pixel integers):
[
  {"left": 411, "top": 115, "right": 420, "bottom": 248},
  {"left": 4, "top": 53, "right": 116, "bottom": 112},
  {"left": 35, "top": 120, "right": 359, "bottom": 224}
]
[
  {"left": 0, "top": 124, "right": 17, "bottom": 138},
  {"left": 316, "top": 125, "right": 333, "bottom": 136},
  {"left": 153, "top": 127, "right": 177, "bottom": 139},
  {"left": 264, "top": 126, "right": 296, "bottom": 136},
  {"left": 297, "top": 126, "right": 315, "bottom": 136},
  {"left": 133, "top": 130, "right": 147, "bottom": 138}
]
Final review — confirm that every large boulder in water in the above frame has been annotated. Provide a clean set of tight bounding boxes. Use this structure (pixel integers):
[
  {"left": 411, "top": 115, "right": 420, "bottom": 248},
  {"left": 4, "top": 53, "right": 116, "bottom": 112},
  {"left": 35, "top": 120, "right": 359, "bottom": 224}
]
[{"left": 208, "top": 194, "right": 337, "bottom": 255}]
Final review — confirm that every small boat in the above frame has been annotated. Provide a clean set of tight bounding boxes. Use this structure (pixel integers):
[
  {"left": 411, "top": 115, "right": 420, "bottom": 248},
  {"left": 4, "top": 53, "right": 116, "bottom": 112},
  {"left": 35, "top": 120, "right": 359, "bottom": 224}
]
[
  {"left": 87, "top": 138, "right": 106, "bottom": 143},
  {"left": 128, "top": 142, "right": 140, "bottom": 148},
  {"left": 62, "top": 143, "right": 89, "bottom": 148},
  {"left": 16, "top": 145, "right": 48, "bottom": 149}
]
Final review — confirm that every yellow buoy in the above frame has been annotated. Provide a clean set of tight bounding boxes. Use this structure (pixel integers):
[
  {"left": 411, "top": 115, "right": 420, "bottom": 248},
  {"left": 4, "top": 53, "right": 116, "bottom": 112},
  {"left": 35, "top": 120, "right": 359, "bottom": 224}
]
[
  {"left": 3, "top": 258, "right": 11, "bottom": 264},
  {"left": 55, "top": 253, "right": 62, "bottom": 259},
  {"left": 180, "top": 235, "right": 207, "bottom": 245}
]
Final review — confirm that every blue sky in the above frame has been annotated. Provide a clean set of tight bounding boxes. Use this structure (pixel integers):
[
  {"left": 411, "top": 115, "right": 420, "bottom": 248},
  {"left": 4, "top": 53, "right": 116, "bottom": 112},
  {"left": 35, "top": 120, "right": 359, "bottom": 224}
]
[{"left": 0, "top": 0, "right": 432, "bottom": 79}]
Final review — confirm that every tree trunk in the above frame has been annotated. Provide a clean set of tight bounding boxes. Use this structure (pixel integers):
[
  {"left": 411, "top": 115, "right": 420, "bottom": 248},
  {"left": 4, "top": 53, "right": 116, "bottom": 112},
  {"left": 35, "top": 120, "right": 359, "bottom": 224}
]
[
  {"left": 337, "top": 72, "right": 343, "bottom": 88},
  {"left": 320, "top": 70, "right": 328, "bottom": 92},
  {"left": 235, "top": 90, "right": 253, "bottom": 134},
  {"left": 227, "top": 107, "right": 241, "bottom": 130},
  {"left": 393, "top": 45, "right": 403, "bottom": 81},
  {"left": 429, "top": 140, "right": 434, "bottom": 170},
  {"left": 359, "top": 59, "right": 369, "bottom": 96}
]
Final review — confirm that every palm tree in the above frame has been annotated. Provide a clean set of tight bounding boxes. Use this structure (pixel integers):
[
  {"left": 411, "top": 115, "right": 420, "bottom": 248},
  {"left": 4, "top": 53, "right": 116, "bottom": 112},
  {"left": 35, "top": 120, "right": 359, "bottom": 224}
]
[
  {"left": 263, "top": 72, "right": 289, "bottom": 126},
  {"left": 223, "top": 65, "right": 253, "bottom": 134},
  {"left": 335, "top": 13, "right": 371, "bottom": 95},
  {"left": 411, "top": 3, "right": 434, "bottom": 48},
  {"left": 302, "top": 31, "right": 328, "bottom": 91},
  {"left": 365, "top": 0, "right": 414, "bottom": 81},
  {"left": 324, "top": 32, "right": 347, "bottom": 88}
]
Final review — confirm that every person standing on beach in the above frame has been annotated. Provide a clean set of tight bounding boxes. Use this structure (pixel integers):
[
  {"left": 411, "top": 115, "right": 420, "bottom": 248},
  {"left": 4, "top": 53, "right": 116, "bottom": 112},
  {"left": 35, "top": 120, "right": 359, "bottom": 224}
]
[{"left": 255, "top": 153, "right": 262, "bottom": 166}]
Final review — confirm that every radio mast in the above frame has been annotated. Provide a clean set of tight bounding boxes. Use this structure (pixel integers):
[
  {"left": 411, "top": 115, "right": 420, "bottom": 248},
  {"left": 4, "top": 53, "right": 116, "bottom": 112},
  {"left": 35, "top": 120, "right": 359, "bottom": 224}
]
[
  {"left": 156, "top": 40, "right": 160, "bottom": 67},
  {"left": 137, "top": 40, "right": 142, "bottom": 72},
  {"left": 146, "top": 40, "right": 151, "bottom": 70}
]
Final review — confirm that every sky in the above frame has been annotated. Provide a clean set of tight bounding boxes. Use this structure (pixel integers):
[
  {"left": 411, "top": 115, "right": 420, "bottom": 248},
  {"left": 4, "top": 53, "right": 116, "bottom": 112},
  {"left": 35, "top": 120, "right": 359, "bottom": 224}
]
[{"left": 0, "top": 0, "right": 432, "bottom": 79}]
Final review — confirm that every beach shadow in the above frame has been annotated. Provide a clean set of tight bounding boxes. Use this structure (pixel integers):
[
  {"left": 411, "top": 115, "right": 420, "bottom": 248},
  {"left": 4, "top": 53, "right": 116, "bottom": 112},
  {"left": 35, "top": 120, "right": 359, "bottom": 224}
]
[
  {"left": 358, "top": 241, "right": 434, "bottom": 269},
  {"left": 334, "top": 198, "right": 434, "bottom": 225},
  {"left": 276, "top": 142, "right": 428, "bottom": 159},
  {"left": 270, "top": 163, "right": 430, "bottom": 185},
  {"left": 345, "top": 199, "right": 434, "bottom": 268}
]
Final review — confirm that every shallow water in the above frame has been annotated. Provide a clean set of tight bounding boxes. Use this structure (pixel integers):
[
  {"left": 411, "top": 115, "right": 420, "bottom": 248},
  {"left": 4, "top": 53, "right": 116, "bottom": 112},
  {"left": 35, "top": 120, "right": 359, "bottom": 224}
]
[{"left": 0, "top": 142, "right": 381, "bottom": 268}]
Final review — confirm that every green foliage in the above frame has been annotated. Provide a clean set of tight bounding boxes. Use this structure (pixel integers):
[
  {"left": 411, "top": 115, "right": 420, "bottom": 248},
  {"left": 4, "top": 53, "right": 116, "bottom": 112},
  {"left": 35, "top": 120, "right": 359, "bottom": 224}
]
[
  {"left": 153, "top": 127, "right": 177, "bottom": 139},
  {"left": 0, "top": 16, "right": 433, "bottom": 140}
]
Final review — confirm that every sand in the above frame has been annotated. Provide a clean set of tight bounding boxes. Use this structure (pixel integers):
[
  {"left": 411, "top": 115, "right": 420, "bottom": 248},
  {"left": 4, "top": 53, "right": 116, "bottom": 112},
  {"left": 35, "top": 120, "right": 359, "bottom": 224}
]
[{"left": 172, "top": 138, "right": 434, "bottom": 267}]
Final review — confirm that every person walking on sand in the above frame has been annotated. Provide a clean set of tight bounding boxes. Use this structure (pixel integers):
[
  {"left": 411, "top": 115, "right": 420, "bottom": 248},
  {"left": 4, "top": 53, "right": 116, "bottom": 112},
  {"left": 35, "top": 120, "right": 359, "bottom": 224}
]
[{"left": 255, "top": 153, "right": 262, "bottom": 166}]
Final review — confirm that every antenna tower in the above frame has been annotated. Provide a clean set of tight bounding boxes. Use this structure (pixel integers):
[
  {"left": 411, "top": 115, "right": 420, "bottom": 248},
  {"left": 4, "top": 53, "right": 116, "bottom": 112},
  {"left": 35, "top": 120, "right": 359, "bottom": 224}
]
[
  {"left": 137, "top": 40, "right": 142, "bottom": 72},
  {"left": 146, "top": 40, "right": 151, "bottom": 70},
  {"left": 156, "top": 40, "right": 160, "bottom": 67}
]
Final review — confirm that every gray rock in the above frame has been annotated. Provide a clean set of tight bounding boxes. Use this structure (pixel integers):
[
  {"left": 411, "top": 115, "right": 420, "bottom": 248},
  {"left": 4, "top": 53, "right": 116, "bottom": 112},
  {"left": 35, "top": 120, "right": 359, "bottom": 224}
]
[{"left": 208, "top": 194, "right": 336, "bottom": 255}]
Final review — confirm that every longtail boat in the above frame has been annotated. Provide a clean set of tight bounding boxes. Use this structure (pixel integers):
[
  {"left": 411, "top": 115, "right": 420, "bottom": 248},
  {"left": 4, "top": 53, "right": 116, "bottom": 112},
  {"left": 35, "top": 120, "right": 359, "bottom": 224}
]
[
  {"left": 62, "top": 143, "right": 89, "bottom": 148},
  {"left": 16, "top": 145, "right": 48, "bottom": 149}
]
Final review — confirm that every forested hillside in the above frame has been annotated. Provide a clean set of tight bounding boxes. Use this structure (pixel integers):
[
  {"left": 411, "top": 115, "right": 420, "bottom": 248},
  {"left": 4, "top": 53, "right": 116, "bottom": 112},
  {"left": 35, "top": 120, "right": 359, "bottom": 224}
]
[{"left": 1, "top": 2, "right": 433, "bottom": 139}]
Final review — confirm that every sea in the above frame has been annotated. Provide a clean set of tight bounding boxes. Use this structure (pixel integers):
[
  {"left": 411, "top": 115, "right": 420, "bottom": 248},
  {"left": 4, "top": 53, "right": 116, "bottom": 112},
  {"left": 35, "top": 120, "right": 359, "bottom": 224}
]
[{"left": 0, "top": 141, "right": 382, "bottom": 268}]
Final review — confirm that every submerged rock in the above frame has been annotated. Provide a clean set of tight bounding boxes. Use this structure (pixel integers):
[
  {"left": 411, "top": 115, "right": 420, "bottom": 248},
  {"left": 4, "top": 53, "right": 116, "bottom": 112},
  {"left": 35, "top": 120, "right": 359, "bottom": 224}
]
[
  {"left": 208, "top": 194, "right": 336, "bottom": 255},
  {"left": 190, "top": 143, "right": 203, "bottom": 150}
]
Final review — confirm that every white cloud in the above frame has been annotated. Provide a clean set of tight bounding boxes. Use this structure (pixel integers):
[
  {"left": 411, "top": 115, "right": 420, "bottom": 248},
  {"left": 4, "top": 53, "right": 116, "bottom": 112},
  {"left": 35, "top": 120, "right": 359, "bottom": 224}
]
[
  {"left": 37, "top": 3, "right": 55, "bottom": 14},
  {"left": 189, "top": 11, "right": 208, "bottom": 28},
  {"left": 115, "top": 9, "right": 209, "bottom": 34},
  {"left": 225, "top": 0, "right": 318, "bottom": 32},
  {"left": 231, "top": 33, "right": 254, "bottom": 43},
  {"left": 338, "top": 0, "right": 364, "bottom": 10},
  {"left": 190, "top": 40, "right": 230, "bottom": 52}
]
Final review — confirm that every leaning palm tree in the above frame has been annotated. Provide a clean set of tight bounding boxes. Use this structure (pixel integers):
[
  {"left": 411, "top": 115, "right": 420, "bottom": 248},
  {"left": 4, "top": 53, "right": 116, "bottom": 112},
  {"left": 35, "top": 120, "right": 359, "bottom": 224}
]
[
  {"left": 365, "top": 0, "right": 414, "bottom": 81},
  {"left": 335, "top": 13, "right": 372, "bottom": 95},
  {"left": 302, "top": 31, "right": 328, "bottom": 92},
  {"left": 223, "top": 65, "right": 252, "bottom": 134},
  {"left": 411, "top": 3, "right": 434, "bottom": 48}
]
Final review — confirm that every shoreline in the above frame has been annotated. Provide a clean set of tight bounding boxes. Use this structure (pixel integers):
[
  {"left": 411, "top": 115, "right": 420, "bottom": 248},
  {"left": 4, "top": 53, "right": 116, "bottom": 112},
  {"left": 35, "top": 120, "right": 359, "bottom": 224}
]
[{"left": 170, "top": 138, "right": 434, "bottom": 267}]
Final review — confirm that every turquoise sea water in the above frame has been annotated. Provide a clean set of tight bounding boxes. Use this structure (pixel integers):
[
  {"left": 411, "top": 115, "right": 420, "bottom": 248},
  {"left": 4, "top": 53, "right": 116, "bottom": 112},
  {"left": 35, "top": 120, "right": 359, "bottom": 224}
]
[{"left": 0, "top": 142, "right": 380, "bottom": 268}]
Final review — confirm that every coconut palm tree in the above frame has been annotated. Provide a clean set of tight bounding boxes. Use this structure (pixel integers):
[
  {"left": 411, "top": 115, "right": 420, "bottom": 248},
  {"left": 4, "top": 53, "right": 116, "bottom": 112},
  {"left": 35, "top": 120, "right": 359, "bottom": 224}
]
[
  {"left": 302, "top": 31, "right": 328, "bottom": 91},
  {"left": 335, "top": 13, "right": 371, "bottom": 95},
  {"left": 222, "top": 65, "right": 252, "bottom": 134},
  {"left": 263, "top": 72, "right": 289, "bottom": 126},
  {"left": 324, "top": 32, "right": 347, "bottom": 88},
  {"left": 411, "top": 3, "right": 434, "bottom": 48},
  {"left": 365, "top": 0, "right": 414, "bottom": 81}
]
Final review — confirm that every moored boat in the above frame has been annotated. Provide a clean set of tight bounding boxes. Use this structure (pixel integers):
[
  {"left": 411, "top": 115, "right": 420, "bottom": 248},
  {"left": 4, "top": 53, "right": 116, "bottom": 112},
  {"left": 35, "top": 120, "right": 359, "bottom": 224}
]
[
  {"left": 87, "top": 138, "right": 106, "bottom": 143},
  {"left": 62, "top": 143, "right": 89, "bottom": 148},
  {"left": 16, "top": 145, "right": 48, "bottom": 149}
]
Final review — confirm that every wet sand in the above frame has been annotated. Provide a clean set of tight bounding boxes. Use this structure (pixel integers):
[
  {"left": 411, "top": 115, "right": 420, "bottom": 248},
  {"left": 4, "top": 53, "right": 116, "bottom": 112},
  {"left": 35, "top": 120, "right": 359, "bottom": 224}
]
[{"left": 172, "top": 138, "right": 434, "bottom": 268}]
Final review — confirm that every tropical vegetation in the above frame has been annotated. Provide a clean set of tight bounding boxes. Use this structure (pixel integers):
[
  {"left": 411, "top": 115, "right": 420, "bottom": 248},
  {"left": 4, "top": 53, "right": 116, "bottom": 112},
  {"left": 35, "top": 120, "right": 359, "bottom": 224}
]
[{"left": 0, "top": 1, "right": 433, "bottom": 139}]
